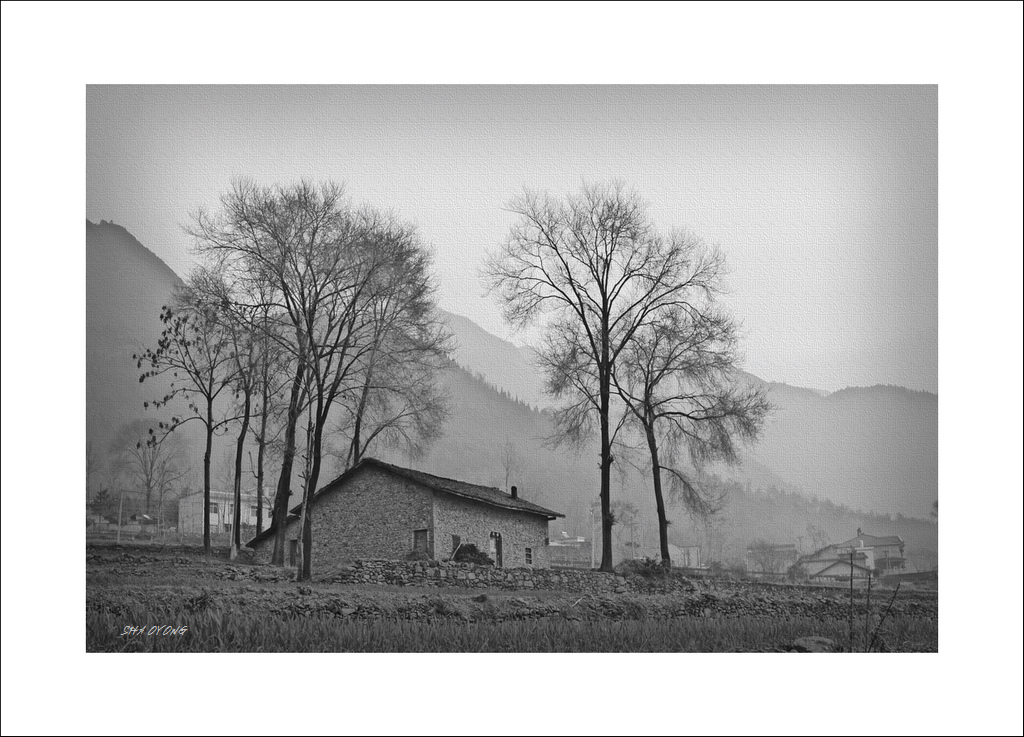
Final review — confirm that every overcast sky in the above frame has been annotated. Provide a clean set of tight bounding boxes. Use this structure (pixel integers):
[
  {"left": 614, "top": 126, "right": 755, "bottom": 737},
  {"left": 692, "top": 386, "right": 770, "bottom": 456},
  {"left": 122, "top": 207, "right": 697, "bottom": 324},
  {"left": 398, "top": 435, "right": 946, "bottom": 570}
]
[{"left": 87, "top": 85, "right": 937, "bottom": 393}]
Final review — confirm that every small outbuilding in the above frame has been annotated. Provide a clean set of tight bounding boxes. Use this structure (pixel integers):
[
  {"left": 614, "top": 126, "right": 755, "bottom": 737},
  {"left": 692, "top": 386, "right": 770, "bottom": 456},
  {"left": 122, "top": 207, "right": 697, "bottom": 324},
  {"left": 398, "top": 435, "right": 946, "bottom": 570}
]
[{"left": 246, "top": 457, "right": 564, "bottom": 569}]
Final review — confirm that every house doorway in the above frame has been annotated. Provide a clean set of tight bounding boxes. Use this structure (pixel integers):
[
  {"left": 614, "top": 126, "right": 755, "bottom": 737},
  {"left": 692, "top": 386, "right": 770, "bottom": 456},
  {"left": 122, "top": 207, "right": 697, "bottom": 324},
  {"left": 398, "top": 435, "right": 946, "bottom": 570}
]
[
  {"left": 288, "top": 539, "right": 298, "bottom": 568},
  {"left": 413, "top": 529, "right": 429, "bottom": 556},
  {"left": 489, "top": 531, "right": 503, "bottom": 568}
]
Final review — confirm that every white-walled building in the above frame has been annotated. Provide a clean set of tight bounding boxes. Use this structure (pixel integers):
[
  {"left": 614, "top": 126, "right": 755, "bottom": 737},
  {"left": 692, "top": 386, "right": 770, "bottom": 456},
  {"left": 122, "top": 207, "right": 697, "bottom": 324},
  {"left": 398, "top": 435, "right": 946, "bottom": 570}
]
[{"left": 177, "top": 491, "right": 273, "bottom": 536}]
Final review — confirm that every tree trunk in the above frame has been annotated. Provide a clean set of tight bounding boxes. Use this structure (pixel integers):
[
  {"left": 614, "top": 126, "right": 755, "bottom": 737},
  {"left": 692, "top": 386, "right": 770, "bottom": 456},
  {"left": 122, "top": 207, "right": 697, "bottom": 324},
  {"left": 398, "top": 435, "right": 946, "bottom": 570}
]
[
  {"left": 348, "top": 346, "right": 376, "bottom": 469},
  {"left": 645, "top": 424, "right": 672, "bottom": 567},
  {"left": 203, "top": 397, "right": 214, "bottom": 557},
  {"left": 255, "top": 356, "right": 269, "bottom": 537},
  {"left": 349, "top": 391, "right": 365, "bottom": 468},
  {"left": 598, "top": 360, "right": 614, "bottom": 572},
  {"left": 298, "top": 405, "right": 327, "bottom": 582},
  {"left": 230, "top": 389, "right": 251, "bottom": 559},
  {"left": 271, "top": 357, "right": 305, "bottom": 566}
]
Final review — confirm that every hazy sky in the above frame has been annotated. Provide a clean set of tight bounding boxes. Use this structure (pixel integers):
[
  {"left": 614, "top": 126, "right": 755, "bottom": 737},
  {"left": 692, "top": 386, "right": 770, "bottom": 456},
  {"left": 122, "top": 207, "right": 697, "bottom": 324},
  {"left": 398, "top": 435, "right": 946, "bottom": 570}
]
[{"left": 87, "top": 85, "right": 937, "bottom": 393}]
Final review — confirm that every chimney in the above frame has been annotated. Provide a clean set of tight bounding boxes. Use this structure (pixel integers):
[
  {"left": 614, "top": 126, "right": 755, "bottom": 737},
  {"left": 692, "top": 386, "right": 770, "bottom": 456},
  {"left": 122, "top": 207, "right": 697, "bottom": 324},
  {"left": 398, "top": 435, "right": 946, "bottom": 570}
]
[
  {"left": 511, "top": 485, "right": 518, "bottom": 499},
  {"left": 857, "top": 527, "right": 862, "bottom": 537}
]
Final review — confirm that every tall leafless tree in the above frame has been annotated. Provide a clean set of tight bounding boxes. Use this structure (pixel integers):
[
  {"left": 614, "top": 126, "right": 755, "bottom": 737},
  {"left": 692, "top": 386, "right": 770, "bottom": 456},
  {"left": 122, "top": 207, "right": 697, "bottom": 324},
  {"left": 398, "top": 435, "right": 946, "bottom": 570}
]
[
  {"left": 224, "top": 298, "right": 259, "bottom": 558},
  {"left": 249, "top": 304, "right": 289, "bottom": 537},
  {"left": 484, "top": 182, "right": 728, "bottom": 571},
  {"left": 136, "top": 277, "right": 237, "bottom": 554},
  {"left": 614, "top": 302, "right": 771, "bottom": 567},
  {"left": 500, "top": 439, "right": 523, "bottom": 492},
  {"left": 188, "top": 181, "right": 354, "bottom": 569},
  {"left": 188, "top": 180, "right": 449, "bottom": 579}
]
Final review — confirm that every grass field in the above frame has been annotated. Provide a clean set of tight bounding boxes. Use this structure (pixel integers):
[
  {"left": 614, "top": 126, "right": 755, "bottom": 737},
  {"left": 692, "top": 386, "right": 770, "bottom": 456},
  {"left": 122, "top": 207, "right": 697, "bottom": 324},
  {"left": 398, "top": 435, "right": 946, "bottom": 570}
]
[{"left": 86, "top": 546, "right": 938, "bottom": 653}]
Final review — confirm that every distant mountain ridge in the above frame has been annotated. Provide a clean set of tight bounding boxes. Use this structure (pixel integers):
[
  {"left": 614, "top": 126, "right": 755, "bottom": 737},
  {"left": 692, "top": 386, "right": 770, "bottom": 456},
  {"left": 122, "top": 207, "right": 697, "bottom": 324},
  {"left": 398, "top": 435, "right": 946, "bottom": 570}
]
[
  {"left": 86, "top": 220, "right": 938, "bottom": 527},
  {"left": 439, "top": 309, "right": 547, "bottom": 408}
]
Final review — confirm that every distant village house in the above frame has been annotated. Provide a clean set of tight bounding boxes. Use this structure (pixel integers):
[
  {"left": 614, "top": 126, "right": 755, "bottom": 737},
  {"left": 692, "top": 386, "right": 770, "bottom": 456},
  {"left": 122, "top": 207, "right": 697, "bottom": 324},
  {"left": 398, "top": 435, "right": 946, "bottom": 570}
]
[
  {"left": 797, "top": 528, "right": 907, "bottom": 582},
  {"left": 667, "top": 543, "right": 703, "bottom": 569},
  {"left": 246, "top": 458, "right": 564, "bottom": 569},
  {"left": 178, "top": 490, "right": 273, "bottom": 536}
]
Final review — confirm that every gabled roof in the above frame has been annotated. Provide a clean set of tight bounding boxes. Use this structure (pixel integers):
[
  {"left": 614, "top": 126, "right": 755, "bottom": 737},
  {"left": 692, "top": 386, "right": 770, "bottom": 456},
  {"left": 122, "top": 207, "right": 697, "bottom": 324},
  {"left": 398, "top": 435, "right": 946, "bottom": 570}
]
[
  {"left": 359, "top": 458, "right": 564, "bottom": 520},
  {"left": 800, "top": 544, "right": 869, "bottom": 565},
  {"left": 836, "top": 533, "right": 904, "bottom": 549},
  {"left": 811, "top": 560, "right": 873, "bottom": 577},
  {"left": 246, "top": 457, "right": 563, "bottom": 548}
]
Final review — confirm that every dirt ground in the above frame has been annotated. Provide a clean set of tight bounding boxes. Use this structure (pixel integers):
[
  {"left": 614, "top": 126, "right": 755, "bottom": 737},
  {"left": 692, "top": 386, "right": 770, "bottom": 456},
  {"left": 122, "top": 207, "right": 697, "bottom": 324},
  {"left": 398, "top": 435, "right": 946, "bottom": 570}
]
[{"left": 86, "top": 543, "right": 938, "bottom": 624}]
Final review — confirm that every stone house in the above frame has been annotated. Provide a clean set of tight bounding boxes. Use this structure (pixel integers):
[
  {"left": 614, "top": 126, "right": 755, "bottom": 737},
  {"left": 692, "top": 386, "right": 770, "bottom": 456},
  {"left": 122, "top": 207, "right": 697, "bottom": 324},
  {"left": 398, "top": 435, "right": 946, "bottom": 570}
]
[{"left": 246, "top": 457, "right": 564, "bottom": 569}]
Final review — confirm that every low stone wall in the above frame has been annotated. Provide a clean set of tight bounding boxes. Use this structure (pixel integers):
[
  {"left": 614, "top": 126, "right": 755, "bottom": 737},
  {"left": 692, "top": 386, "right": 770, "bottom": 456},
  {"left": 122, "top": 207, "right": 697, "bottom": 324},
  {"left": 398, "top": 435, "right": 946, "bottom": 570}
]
[{"left": 329, "top": 559, "right": 693, "bottom": 594}]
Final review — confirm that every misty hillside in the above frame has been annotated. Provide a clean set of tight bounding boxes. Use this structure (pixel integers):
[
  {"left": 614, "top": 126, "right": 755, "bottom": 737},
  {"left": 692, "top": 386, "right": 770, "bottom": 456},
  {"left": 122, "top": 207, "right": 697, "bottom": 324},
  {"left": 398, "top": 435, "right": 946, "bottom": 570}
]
[
  {"left": 441, "top": 309, "right": 546, "bottom": 409},
  {"left": 86, "top": 220, "right": 190, "bottom": 461},
  {"left": 86, "top": 221, "right": 936, "bottom": 559},
  {"left": 736, "top": 377, "right": 938, "bottom": 519},
  {"left": 436, "top": 318, "right": 938, "bottom": 520}
]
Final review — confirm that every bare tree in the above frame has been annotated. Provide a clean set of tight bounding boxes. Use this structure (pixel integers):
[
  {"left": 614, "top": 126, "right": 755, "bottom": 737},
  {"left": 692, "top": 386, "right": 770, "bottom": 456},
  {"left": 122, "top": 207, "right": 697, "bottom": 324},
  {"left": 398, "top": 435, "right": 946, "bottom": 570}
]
[
  {"left": 614, "top": 301, "right": 771, "bottom": 567},
  {"left": 189, "top": 180, "right": 449, "bottom": 579},
  {"left": 197, "top": 269, "right": 263, "bottom": 559},
  {"left": 189, "top": 181, "right": 354, "bottom": 569},
  {"left": 747, "top": 539, "right": 787, "bottom": 574},
  {"left": 335, "top": 215, "right": 452, "bottom": 468},
  {"left": 249, "top": 305, "right": 289, "bottom": 537},
  {"left": 806, "top": 523, "right": 829, "bottom": 552},
  {"left": 136, "top": 276, "right": 237, "bottom": 554},
  {"left": 108, "top": 419, "right": 190, "bottom": 526},
  {"left": 485, "top": 182, "right": 727, "bottom": 571},
  {"left": 500, "top": 440, "right": 523, "bottom": 492}
]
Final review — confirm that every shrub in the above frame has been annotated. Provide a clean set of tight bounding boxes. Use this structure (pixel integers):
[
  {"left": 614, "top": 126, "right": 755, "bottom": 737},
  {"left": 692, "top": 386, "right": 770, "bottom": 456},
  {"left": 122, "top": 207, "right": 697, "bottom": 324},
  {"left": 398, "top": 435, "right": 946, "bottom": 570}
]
[
  {"left": 619, "top": 557, "right": 670, "bottom": 579},
  {"left": 184, "top": 589, "right": 213, "bottom": 613},
  {"left": 453, "top": 543, "right": 494, "bottom": 566}
]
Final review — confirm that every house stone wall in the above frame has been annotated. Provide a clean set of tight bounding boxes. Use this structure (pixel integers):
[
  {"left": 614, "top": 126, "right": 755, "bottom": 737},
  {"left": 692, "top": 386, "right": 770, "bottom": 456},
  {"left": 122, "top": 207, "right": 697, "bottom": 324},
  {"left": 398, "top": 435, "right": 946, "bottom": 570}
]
[
  {"left": 432, "top": 492, "right": 551, "bottom": 569},
  {"left": 250, "top": 465, "right": 434, "bottom": 568}
]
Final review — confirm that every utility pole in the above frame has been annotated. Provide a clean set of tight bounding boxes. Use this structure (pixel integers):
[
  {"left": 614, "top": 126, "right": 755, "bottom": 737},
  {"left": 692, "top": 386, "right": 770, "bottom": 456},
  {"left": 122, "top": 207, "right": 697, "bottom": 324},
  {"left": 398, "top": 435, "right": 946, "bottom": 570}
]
[
  {"left": 117, "top": 487, "right": 124, "bottom": 545},
  {"left": 848, "top": 550, "right": 855, "bottom": 652}
]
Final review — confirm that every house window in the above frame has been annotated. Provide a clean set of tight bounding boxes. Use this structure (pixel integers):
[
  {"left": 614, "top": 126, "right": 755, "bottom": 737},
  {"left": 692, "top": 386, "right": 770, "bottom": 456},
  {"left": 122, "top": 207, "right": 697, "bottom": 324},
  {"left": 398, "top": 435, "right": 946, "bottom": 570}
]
[
  {"left": 210, "top": 503, "right": 219, "bottom": 515},
  {"left": 250, "top": 506, "right": 259, "bottom": 517},
  {"left": 413, "top": 529, "right": 428, "bottom": 554},
  {"left": 451, "top": 535, "right": 461, "bottom": 554},
  {"left": 525, "top": 547, "right": 533, "bottom": 565}
]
